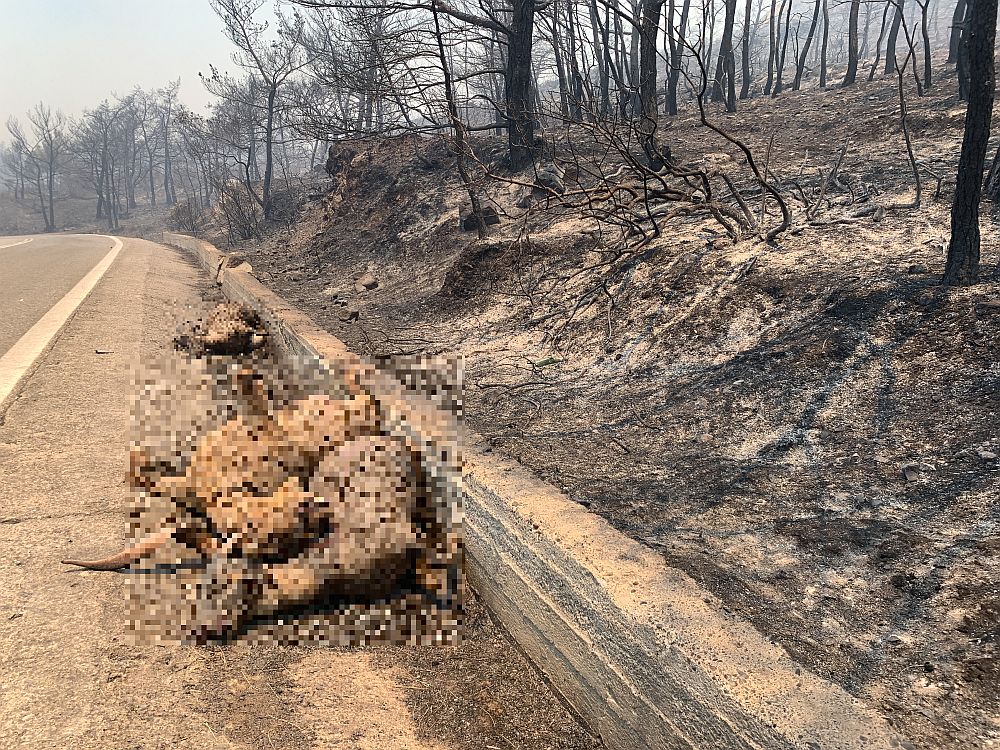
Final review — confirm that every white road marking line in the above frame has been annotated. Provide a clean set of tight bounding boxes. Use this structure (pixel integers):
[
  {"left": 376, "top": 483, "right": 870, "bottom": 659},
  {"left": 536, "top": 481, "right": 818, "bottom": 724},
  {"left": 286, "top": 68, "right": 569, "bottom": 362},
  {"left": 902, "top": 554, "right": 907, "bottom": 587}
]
[
  {"left": 0, "top": 235, "right": 124, "bottom": 410},
  {"left": 0, "top": 237, "right": 34, "bottom": 250}
]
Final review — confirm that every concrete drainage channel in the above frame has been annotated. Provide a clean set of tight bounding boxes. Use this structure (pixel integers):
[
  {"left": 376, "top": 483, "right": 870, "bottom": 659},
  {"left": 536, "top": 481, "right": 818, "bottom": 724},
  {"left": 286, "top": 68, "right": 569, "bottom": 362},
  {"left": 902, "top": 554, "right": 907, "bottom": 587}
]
[{"left": 163, "top": 232, "right": 909, "bottom": 750}]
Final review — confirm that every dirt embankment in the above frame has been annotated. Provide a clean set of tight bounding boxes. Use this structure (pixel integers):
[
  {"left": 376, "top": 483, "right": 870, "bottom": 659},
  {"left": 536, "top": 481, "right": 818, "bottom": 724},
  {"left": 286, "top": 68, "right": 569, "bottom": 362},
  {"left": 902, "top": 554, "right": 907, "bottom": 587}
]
[{"left": 235, "top": 64, "right": 999, "bottom": 750}]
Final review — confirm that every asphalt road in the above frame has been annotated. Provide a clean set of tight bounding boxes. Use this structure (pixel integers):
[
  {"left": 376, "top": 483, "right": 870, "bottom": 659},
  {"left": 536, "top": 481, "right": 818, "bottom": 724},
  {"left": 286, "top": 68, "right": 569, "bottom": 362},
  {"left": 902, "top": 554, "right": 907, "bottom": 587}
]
[{"left": 0, "top": 235, "right": 113, "bottom": 357}]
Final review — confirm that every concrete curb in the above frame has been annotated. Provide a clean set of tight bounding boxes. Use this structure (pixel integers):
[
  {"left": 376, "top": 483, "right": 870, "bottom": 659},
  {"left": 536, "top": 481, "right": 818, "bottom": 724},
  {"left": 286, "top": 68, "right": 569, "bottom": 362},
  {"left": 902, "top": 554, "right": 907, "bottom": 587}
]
[{"left": 163, "top": 232, "right": 910, "bottom": 750}]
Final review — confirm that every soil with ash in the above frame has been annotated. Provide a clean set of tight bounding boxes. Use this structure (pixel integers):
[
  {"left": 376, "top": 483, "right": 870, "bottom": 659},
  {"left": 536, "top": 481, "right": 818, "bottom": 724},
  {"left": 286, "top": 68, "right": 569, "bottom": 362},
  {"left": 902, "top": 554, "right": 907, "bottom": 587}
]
[
  {"left": 231, "top": 62, "right": 998, "bottom": 750},
  {"left": 191, "top": 593, "right": 599, "bottom": 750},
  {"left": 378, "top": 593, "right": 603, "bottom": 750}
]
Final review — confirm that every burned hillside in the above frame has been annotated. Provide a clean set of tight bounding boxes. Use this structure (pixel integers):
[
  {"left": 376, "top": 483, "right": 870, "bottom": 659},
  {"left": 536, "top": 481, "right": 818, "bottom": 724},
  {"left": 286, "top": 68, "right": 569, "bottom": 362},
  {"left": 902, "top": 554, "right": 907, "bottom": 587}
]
[{"left": 235, "top": 65, "right": 1000, "bottom": 749}]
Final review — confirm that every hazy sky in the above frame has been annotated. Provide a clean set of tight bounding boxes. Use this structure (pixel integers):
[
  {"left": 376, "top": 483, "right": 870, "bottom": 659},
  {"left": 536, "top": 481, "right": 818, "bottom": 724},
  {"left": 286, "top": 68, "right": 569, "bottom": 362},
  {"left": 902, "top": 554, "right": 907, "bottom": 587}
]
[{"left": 0, "top": 0, "right": 264, "bottom": 127}]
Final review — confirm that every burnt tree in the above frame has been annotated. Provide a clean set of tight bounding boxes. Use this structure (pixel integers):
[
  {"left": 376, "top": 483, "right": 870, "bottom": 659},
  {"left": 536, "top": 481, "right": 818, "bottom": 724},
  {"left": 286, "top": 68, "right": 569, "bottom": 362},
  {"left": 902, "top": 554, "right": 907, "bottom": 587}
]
[
  {"left": 428, "top": 0, "right": 538, "bottom": 168},
  {"left": 711, "top": 0, "right": 738, "bottom": 110},
  {"left": 948, "top": 0, "right": 967, "bottom": 63},
  {"left": 843, "top": 0, "right": 861, "bottom": 85},
  {"left": 666, "top": 0, "right": 693, "bottom": 114},
  {"left": 792, "top": 0, "right": 823, "bottom": 90},
  {"left": 819, "top": 0, "right": 829, "bottom": 87},
  {"left": 944, "top": 0, "right": 998, "bottom": 285},
  {"left": 883, "top": 0, "right": 904, "bottom": 76},
  {"left": 506, "top": 0, "right": 538, "bottom": 168},
  {"left": 739, "top": 0, "right": 754, "bottom": 99},
  {"left": 637, "top": 0, "right": 670, "bottom": 163}
]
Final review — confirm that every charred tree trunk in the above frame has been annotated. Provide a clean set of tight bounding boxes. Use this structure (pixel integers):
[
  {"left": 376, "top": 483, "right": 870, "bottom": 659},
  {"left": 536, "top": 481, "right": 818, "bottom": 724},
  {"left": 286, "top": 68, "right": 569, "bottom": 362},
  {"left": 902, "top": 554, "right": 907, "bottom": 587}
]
[
  {"left": 163, "top": 137, "right": 176, "bottom": 206},
  {"left": 917, "top": 0, "right": 932, "bottom": 88},
  {"left": 957, "top": 1, "right": 971, "bottom": 100},
  {"left": 985, "top": 144, "right": 1000, "bottom": 202},
  {"left": 819, "top": 0, "right": 829, "bottom": 87},
  {"left": 549, "top": 8, "right": 571, "bottom": 119},
  {"left": 566, "top": 0, "right": 585, "bottom": 121},
  {"left": 861, "top": 0, "right": 874, "bottom": 55},
  {"left": 630, "top": 0, "right": 642, "bottom": 92},
  {"left": 765, "top": 0, "right": 778, "bottom": 93},
  {"left": 589, "top": 0, "right": 612, "bottom": 118},
  {"left": 47, "top": 160, "right": 56, "bottom": 230},
  {"left": 431, "top": 0, "right": 486, "bottom": 238},
  {"left": 740, "top": 0, "right": 754, "bottom": 98},
  {"left": 262, "top": 86, "right": 277, "bottom": 220},
  {"left": 842, "top": 0, "right": 860, "bottom": 85},
  {"left": 638, "top": 0, "right": 670, "bottom": 164},
  {"left": 604, "top": 6, "right": 622, "bottom": 117},
  {"left": 704, "top": 0, "right": 716, "bottom": 79},
  {"left": 869, "top": 3, "right": 891, "bottom": 81},
  {"left": 793, "top": 0, "right": 823, "bottom": 89},
  {"left": 666, "top": 0, "right": 693, "bottom": 114},
  {"left": 944, "top": 0, "right": 998, "bottom": 285},
  {"left": 608, "top": 5, "right": 628, "bottom": 117},
  {"left": 948, "top": 0, "right": 967, "bottom": 63},
  {"left": 712, "top": 0, "right": 738, "bottom": 110},
  {"left": 773, "top": 0, "right": 793, "bottom": 95},
  {"left": 506, "top": 0, "right": 538, "bottom": 169},
  {"left": 883, "top": 0, "right": 904, "bottom": 76},
  {"left": 33, "top": 168, "right": 51, "bottom": 232}
]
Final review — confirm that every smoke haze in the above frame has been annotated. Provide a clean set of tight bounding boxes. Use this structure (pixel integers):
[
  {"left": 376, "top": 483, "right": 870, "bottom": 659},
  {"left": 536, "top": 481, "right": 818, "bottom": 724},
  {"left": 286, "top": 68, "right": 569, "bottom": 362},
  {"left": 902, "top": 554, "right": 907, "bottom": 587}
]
[{"left": 0, "top": 0, "right": 250, "bottom": 126}]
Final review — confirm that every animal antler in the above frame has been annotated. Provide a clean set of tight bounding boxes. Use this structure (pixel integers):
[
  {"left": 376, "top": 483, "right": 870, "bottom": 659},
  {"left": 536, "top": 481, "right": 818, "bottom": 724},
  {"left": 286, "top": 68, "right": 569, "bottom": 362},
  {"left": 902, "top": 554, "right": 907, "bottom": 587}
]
[{"left": 61, "top": 525, "right": 178, "bottom": 571}]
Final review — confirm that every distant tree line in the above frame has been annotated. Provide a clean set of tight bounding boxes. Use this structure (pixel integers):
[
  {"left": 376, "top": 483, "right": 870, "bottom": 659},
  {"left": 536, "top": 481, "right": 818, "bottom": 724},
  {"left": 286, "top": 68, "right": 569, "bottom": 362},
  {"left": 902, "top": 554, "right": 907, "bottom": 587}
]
[{"left": 0, "top": 0, "right": 996, "bottom": 282}]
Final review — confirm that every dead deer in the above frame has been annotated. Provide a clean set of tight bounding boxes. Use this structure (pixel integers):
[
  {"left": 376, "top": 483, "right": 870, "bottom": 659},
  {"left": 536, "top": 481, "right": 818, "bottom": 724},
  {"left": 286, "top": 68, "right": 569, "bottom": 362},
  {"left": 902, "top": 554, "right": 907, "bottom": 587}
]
[
  {"left": 62, "top": 387, "right": 383, "bottom": 570},
  {"left": 61, "top": 320, "right": 454, "bottom": 640},
  {"left": 61, "top": 382, "right": 429, "bottom": 640}
]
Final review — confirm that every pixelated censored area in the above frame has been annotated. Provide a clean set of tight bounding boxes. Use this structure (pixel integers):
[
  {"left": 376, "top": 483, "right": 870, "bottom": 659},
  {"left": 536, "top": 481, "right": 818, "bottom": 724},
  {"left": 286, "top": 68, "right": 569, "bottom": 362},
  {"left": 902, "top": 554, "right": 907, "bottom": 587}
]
[{"left": 124, "top": 352, "right": 463, "bottom": 646}]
